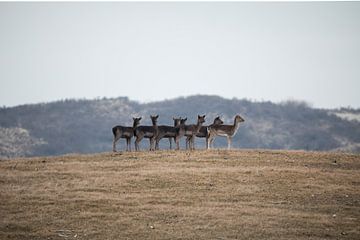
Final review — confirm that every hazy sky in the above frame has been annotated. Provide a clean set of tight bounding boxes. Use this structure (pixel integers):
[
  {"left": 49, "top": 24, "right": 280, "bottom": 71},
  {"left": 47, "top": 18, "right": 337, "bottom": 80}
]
[{"left": 1, "top": 2, "right": 360, "bottom": 108}]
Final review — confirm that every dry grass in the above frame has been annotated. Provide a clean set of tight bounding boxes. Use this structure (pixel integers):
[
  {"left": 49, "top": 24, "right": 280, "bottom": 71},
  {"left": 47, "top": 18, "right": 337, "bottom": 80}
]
[{"left": 1, "top": 149, "right": 359, "bottom": 239}]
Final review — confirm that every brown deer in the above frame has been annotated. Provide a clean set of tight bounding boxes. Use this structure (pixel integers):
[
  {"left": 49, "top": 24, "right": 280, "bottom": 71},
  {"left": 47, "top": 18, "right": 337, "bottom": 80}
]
[
  {"left": 176, "top": 115, "right": 206, "bottom": 150},
  {"left": 155, "top": 117, "right": 182, "bottom": 150},
  {"left": 207, "top": 115, "right": 245, "bottom": 150},
  {"left": 186, "top": 116, "right": 223, "bottom": 149},
  {"left": 112, "top": 117, "right": 141, "bottom": 152},
  {"left": 134, "top": 115, "right": 159, "bottom": 151}
]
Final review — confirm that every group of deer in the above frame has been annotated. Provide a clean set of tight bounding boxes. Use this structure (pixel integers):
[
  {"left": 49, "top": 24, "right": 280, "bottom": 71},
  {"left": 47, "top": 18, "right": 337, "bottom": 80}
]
[{"left": 112, "top": 114, "right": 245, "bottom": 152}]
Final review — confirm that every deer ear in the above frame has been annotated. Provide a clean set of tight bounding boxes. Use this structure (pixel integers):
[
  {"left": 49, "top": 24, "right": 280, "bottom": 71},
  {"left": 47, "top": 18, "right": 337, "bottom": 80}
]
[
  {"left": 203, "top": 115, "right": 206, "bottom": 118},
  {"left": 156, "top": 115, "right": 159, "bottom": 118},
  {"left": 139, "top": 117, "right": 142, "bottom": 121},
  {"left": 133, "top": 117, "right": 135, "bottom": 121},
  {"left": 184, "top": 118, "right": 187, "bottom": 121}
]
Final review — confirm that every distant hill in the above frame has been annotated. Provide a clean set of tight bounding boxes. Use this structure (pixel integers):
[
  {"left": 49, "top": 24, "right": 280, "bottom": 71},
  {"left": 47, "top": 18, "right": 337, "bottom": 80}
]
[{"left": 1, "top": 95, "right": 359, "bottom": 158}]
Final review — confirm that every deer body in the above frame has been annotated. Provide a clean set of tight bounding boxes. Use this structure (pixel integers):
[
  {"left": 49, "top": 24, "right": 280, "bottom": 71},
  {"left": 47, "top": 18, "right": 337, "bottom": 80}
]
[
  {"left": 207, "top": 115, "right": 245, "bottom": 150},
  {"left": 174, "top": 118, "right": 187, "bottom": 150},
  {"left": 112, "top": 117, "right": 141, "bottom": 152},
  {"left": 182, "top": 115, "right": 206, "bottom": 150},
  {"left": 156, "top": 117, "right": 181, "bottom": 150},
  {"left": 134, "top": 115, "right": 159, "bottom": 151},
  {"left": 186, "top": 116, "right": 223, "bottom": 149}
]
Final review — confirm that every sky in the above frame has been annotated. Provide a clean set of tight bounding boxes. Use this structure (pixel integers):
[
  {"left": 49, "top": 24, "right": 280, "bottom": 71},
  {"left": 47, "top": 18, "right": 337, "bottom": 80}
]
[{"left": 0, "top": 2, "right": 360, "bottom": 109}]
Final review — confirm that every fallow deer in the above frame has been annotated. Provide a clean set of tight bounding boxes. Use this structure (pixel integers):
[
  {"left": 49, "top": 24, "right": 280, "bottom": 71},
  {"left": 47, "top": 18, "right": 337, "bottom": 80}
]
[
  {"left": 186, "top": 116, "right": 223, "bottom": 149},
  {"left": 179, "top": 115, "right": 206, "bottom": 150},
  {"left": 134, "top": 115, "right": 159, "bottom": 151},
  {"left": 207, "top": 115, "right": 245, "bottom": 150},
  {"left": 112, "top": 117, "right": 141, "bottom": 152},
  {"left": 155, "top": 117, "right": 182, "bottom": 150},
  {"left": 175, "top": 117, "right": 187, "bottom": 150}
]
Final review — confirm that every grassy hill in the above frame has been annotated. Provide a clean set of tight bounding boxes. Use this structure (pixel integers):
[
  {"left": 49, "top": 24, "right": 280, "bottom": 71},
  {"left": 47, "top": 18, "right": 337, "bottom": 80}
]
[
  {"left": 1, "top": 150, "right": 359, "bottom": 239},
  {"left": 1, "top": 95, "right": 360, "bottom": 157}
]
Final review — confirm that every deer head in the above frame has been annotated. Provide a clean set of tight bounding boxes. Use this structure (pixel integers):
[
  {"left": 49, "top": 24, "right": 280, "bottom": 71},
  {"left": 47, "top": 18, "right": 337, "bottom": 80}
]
[
  {"left": 132, "top": 117, "right": 142, "bottom": 128},
  {"left": 150, "top": 115, "right": 159, "bottom": 126},
  {"left": 173, "top": 117, "right": 182, "bottom": 127},
  {"left": 197, "top": 115, "right": 206, "bottom": 124},
  {"left": 235, "top": 115, "right": 245, "bottom": 123},
  {"left": 213, "top": 116, "right": 224, "bottom": 125},
  {"left": 180, "top": 117, "right": 187, "bottom": 125}
]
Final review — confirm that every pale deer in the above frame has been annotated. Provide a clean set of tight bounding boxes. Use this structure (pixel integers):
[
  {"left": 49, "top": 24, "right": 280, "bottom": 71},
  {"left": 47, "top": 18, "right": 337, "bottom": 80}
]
[
  {"left": 155, "top": 117, "right": 182, "bottom": 150},
  {"left": 134, "top": 115, "right": 159, "bottom": 151},
  {"left": 186, "top": 116, "right": 223, "bottom": 149},
  {"left": 207, "top": 115, "right": 245, "bottom": 150},
  {"left": 112, "top": 117, "right": 142, "bottom": 152},
  {"left": 181, "top": 115, "right": 206, "bottom": 150}
]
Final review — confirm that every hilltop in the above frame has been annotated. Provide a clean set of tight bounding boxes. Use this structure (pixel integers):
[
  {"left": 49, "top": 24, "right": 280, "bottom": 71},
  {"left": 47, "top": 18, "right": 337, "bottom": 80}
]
[
  {"left": 1, "top": 95, "right": 360, "bottom": 157},
  {"left": 1, "top": 150, "right": 359, "bottom": 239}
]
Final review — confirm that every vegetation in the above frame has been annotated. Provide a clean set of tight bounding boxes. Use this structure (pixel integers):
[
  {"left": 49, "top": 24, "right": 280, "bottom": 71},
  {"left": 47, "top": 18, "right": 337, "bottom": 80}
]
[
  {"left": 0, "top": 95, "right": 359, "bottom": 157},
  {"left": 1, "top": 150, "right": 359, "bottom": 239}
]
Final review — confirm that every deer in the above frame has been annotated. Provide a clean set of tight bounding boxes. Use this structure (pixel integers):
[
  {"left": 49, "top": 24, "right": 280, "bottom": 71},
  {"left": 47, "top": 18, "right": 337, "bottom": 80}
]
[
  {"left": 155, "top": 117, "right": 182, "bottom": 150},
  {"left": 112, "top": 117, "right": 142, "bottom": 152},
  {"left": 176, "top": 115, "right": 206, "bottom": 150},
  {"left": 134, "top": 115, "right": 159, "bottom": 151},
  {"left": 174, "top": 117, "right": 187, "bottom": 150},
  {"left": 185, "top": 116, "right": 223, "bottom": 149},
  {"left": 207, "top": 115, "right": 245, "bottom": 150}
]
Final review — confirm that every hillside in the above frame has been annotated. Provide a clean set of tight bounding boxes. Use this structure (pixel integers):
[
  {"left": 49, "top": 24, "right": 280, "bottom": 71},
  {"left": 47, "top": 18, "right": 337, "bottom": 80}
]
[
  {"left": 1, "top": 95, "right": 360, "bottom": 157},
  {"left": 1, "top": 150, "right": 359, "bottom": 239}
]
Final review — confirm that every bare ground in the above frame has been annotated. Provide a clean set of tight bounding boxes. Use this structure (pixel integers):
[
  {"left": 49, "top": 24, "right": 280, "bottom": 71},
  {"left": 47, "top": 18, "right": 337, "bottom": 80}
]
[{"left": 0, "top": 149, "right": 359, "bottom": 240}]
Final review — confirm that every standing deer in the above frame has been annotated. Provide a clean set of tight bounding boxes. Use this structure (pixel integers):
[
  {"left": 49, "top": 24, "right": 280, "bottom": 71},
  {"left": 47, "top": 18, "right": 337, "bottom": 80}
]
[
  {"left": 155, "top": 117, "right": 182, "bottom": 150},
  {"left": 178, "top": 115, "right": 206, "bottom": 150},
  {"left": 175, "top": 117, "right": 187, "bottom": 150},
  {"left": 112, "top": 117, "right": 142, "bottom": 152},
  {"left": 134, "top": 115, "right": 159, "bottom": 151},
  {"left": 186, "top": 116, "right": 223, "bottom": 149},
  {"left": 207, "top": 115, "right": 245, "bottom": 150}
]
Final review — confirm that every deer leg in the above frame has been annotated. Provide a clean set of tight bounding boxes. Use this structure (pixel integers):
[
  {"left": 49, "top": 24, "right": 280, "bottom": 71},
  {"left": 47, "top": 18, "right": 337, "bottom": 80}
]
[
  {"left": 127, "top": 137, "right": 132, "bottom": 151},
  {"left": 150, "top": 137, "right": 156, "bottom": 151},
  {"left": 191, "top": 135, "right": 195, "bottom": 150},
  {"left": 207, "top": 135, "right": 211, "bottom": 149},
  {"left": 188, "top": 136, "right": 192, "bottom": 150},
  {"left": 135, "top": 134, "right": 144, "bottom": 151},
  {"left": 209, "top": 136, "right": 215, "bottom": 149},
  {"left": 206, "top": 135, "right": 211, "bottom": 150},
  {"left": 187, "top": 136, "right": 190, "bottom": 150},
  {"left": 175, "top": 136, "right": 180, "bottom": 150},
  {"left": 227, "top": 136, "right": 232, "bottom": 150},
  {"left": 155, "top": 139, "right": 160, "bottom": 150},
  {"left": 113, "top": 135, "right": 121, "bottom": 152},
  {"left": 169, "top": 138, "right": 172, "bottom": 150}
]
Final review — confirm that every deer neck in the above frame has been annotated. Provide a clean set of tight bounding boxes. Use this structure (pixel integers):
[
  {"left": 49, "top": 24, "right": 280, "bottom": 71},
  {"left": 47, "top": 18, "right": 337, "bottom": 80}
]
[
  {"left": 195, "top": 120, "right": 203, "bottom": 132},
  {"left": 232, "top": 118, "right": 241, "bottom": 133}
]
